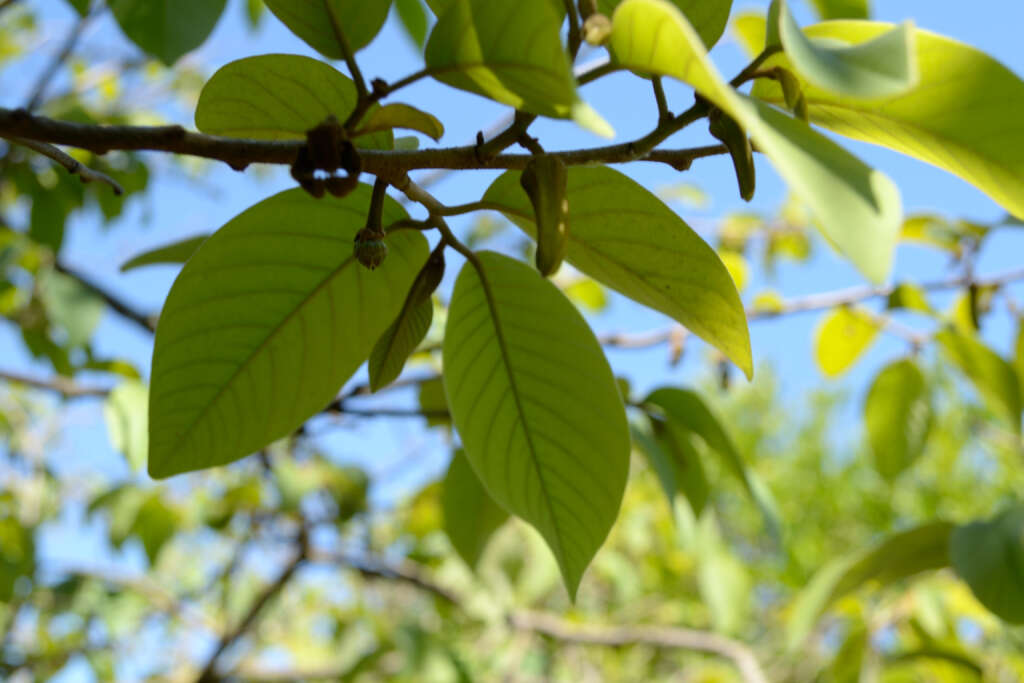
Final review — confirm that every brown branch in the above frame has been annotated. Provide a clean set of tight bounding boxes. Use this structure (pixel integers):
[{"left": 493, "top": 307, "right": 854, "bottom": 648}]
[
  {"left": 309, "top": 548, "right": 460, "bottom": 605},
  {"left": 509, "top": 610, "right": 768, "bottom": 683},
  {"left": 9, "top": 136, "right": 123, "bottom": 194},
  {"left": 195, "top": 532, "right": 308, "bottom": 683},
  {"left": 0, "top": 107, "right": 727, "bottom": 173},
  {"left": 0, "top": 370, "right": 107, "bottom": 397}
]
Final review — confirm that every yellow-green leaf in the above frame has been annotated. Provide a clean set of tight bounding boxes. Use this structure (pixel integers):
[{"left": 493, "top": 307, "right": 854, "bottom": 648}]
[
  {"left": 753, "top": 21, "right": 1024, "bottom": 222},
  {"left": 935, "top": 328, "right": 1022, "bottom": 433},
  {"left": 443, "top": 251, "right": 630, "bottom": 597},
  {"left": 864, "top": 358, "right": 932, "bottom": 480},
  {"left": 369, "top": 300, "right": 433, "bottom": 392},
  {"left": 814, "top": 307, "right": 878, "bottom": 377},
  {"left": 484, "top": 167, "right": 752, "bottom": 377},
  {"left": 425, "top": 0, "right": 612, "bottom": 137},
  {"left": 778, "top": 0, "right": 917, "bottom": 99},
  {"left": 195, "top": 54, "right": 391, "bottom": 149},
  {"left": 355, "top": 103, "right": 445, "bottom": 141},
  {"left": 120, "top": 235, "right": 208, "bottom": 272},
  {"left": 149, "top": 187, "right": 429, "bottom": 478},
  {"left": 951, "top": 507, "right": 1024, "bottom": 624},
  {"left": 442, "top": 450, "right": 509, "bottom": 569},
  {"left": 611, "top": 0, "right": 902, "bottom": 283},
  {"left": 732, "top": 11, "right": 767, "bottom": 58}
]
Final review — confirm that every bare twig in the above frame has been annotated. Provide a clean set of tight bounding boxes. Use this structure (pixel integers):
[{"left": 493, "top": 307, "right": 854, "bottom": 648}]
[
  {"left": 509, "top": 610, "right": 769, "bottom": 683},
  {"left": 9, "top": 136, "right": 123, "bottom": 194},
  {"left": 0, "top": 370, "right": 107, "bottom": 397},
  {"left": 54, "top": 260, "right": 156, "bottom": 332}
]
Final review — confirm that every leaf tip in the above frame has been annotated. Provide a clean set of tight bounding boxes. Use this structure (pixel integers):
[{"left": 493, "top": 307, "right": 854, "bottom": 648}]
[{"left": 571, "top": 101, "right": 615, "bottom": 139}]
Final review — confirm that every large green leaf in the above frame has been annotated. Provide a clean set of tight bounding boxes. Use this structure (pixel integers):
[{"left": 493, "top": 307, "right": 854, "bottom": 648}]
[
  {"left": 863, "top": 358, "right": 932, "bottom": 480},
  {"left": 425, "top": 0, "right": 612, "bottom": 137},
  {"left": 610, "top": 0, "right": 902, "bottom": 283},
  {"left": 109, "top": 0, "right": 227, "bottom": 65},
  {"left": 598, "top": 0, "right": 733, "bottom": 48},
  {"left": 483, "top": 167, "right": 751, "bottom": 377},
  {"left": 935, "top": 328, "right": 1022, "bottom": 434},
  {"left": 148, "top": 187, "right": 428, "bottom": 478},
  {"left": 778, "top": 0, "right": 916, "bottom": 99},
  {"left": 195, "top": 55, "right": 391, "bottom": 149},
  {"left": 753, "top": 21, "right": 1024, "bottom": 221},
  {"left": 443, "top": 251, "right": 630, "bottom": 597},
  {"left": 951, "top": 507, "right": 1024, "bottom": 623},
  {"left": 442, "top": 450, "right": 509, "bottom": 568},
  {"left": 813, "top": 307, "right": 878, "bottom": 377},
  {"left": 120, "top": 235, "right": 208, "bottom": 272},
  {"left": 264, "top": 0, "right": 391, "bottom": 58},
  {"left": 787, "top": 522, "right": 953, "bottom": 649}
]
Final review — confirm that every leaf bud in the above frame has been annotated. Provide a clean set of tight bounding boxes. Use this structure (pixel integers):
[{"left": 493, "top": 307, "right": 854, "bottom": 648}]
[
  {"left": 354, "top": 227, "right": 388, "bottom": 270},
  {"left": 520, "top": 154, "right": 570, "bottom": 277}
]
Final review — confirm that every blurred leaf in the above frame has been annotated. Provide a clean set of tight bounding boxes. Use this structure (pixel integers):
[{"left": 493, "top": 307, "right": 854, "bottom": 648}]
[
  {"left": 886, "top": 282, "right": 933, "bottom": 315},
  {"left": 563, "top": 277, "right": 607, "bottom": 312},
  {"left": 417, "top": 376, "right": 449, "bottom": 428},
  {"left": 129, "top": 494, "right": 180, "bottom": 565},
  {"left": 37, "top": 269, "right": 104, "bottom": 348},
  {"left": 599, "top": 0, "right": 734, "bottom": 48},
  {"left": 103, "top": 379, "right": 149, "bottom": 472},
  {"left": 951, "top": 506, "right": 1024, "bottom": 623},
  {"left": 1015, "top": 318, "right": 1024, "bottom": 388},
  {"left": 778, "top": 0, "right": 916, "bottom": 99},
  {"left": 263, "top": 0, "right": 390, "bottom": 57},
  {"left": 120, "top": 235, "right": 207, "bottom": 272},
  {"left": 935, "top": 328, "right": 1022, "bottom": 433},
  {"left": 395, "top": 0, "right": 429, "bottom": 48},
  {"left": 108, "top": 0, "right": 228, "bottom": 65},
  {"left": 0, "top": 517, "right": 34, "bottom": 601},
  {"left": 631, "top": 415, "right": 709, "bottom": 517},
  {"left": 717, "top": 250, "right": 748, "bottom": 292},
  {"left": 732, "top": 11, "right": 766, "bottom": 58},
  {"left": 864, "top": 358, "right": 932, "bottom": 480},
  {"left": 814, "top": 307, "right": 879, "bottom": 378},
  {"left": 657, "top": 182, "right": 710, "bottom": 210},
  {"left": 809, "top": 0, "right": 869, "bottom": 20},
  {"left": 697, "top": 514, "right": 751, "bottom": 635},
  {"left": 442, "top": 450, "right": 509, "bottom": 568}
]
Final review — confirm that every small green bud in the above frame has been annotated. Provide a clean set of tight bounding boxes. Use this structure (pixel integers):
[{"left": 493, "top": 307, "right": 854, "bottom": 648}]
[{"left": 354, "top": 227, "right": 388, "bottom": 270}]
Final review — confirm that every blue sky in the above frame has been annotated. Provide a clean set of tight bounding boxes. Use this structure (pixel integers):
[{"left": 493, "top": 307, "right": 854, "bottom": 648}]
[{"left": 5, "top": 0, "right": 1024, "bottom": 614}]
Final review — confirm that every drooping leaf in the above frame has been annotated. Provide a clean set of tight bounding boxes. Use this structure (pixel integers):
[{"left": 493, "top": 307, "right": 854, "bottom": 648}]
[
  {"left": 425, "top": 0, "right": 612, "bottom": 137},
  {"left": 600, "top": 0, "right": 733, "bottom": 49},
  {"left": 610, "top": 0, "right": 902, "bottom": 283},
  {"left": 264, "top": 0, "right": 391, "bottom": 58},
  {"left": 195, "top": 54, "right": 391, "bottom": 149},
  {"left": 951, "top": 507, "right": 1024, "bottom": 623},
  {"left": 787, "top": 522, "right": 953, "bottom": 650},
  {"left": 753, "top": 22, "right": 1024, "bottom": 222},
  {"left": 443, "top": 251, "right": 630, "bottom": 597},
  {"left": 777, "top": 0, "right": 916, "bottom": 99},
  {"left": 484, "top": 167, "right": 752, "bottom": 377},
  {"left": 935, "top": 328, "right": 1022, "bottom": 434},
  {"left": 442, "top": 450, "right": 509, "bottom": 568},
  {"left": 809, "top": 0, "right": 868, "bottom": 20},
  {"left": 631, "top": 416, "right": 708, "bottom": 517},
  {"left": 103, "top": 379, "right": 149, "bottom": 472},
  {"left": 108, "top": 0, "right": 228, "bottom": 65},
  {"left": 129, "top": 494, "right": 180, "bottom": 565},
  {"left": 644, "top": 387, "right": 779, "bottom": 536},
  {"left": 864, "top": 359, "right": 931, "bottom": 480},
  {"left": 148, "top": 187, "right": 429, "bottom": 478},
  {"left": 369, "top": 301, "right": 433, "bottom": 392},
  {"left": 120, "top": 235, "right": 208, "bottom": 272},
  {"left": 813, "top": 307, "right": 878, "bottom": 377},
  {"left": 355, "top": 103, "right": 445, "bottom": 141}
]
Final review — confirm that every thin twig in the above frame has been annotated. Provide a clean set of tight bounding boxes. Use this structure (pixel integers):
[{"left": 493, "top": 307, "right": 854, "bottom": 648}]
[
  {"left": 0, "top": 370, "right": 107, "bottom": 397},
  {"left": 54, "top": 260, "right": 156, "bottom": 332},
  {"left": 309, "top": 548, "right": 460, "bottom": 605},
  {"left": 9, "top": 136, "right": 123, "bottom": 194},
  {"left": 25, "top": 7, "right": 94, "bottom": 111},
  {"left": 509, "top": 610, "right": 768, "bottom": 683}
]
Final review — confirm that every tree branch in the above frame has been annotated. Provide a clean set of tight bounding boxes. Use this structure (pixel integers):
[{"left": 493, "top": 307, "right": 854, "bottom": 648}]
[
  {"left": 54, "top": 260, "right": 156, "bottom": 332},
  {"left": 8, "top": 136, "right": 123, "bottom": 194},
  {"left": 508, "top": 610, "right": 768, "bottom": 683},
  {"left": 0, "top": 369, "right": 107, "bottom": 397},
  {"left": 309, "top": 548, "right": 460, "bottom": 605}
]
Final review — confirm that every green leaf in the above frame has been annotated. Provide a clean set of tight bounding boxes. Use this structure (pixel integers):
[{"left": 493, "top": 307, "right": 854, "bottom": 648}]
[
  {"left": 264, "top": 0, "right": 391, "bottom": 58},
  {"left": 425, "top": 0, "right": 612, "bottom": 137},
  {"left": 610, "top": 0, "right": 902, "bottom": 283},
  {"left": 0, "top": 517, "right": 34, "bottom": 602},
  {"left": 810, "top": 0, "right": 868, "bottom": 20},
  {"left": 813, "top": 307, "right": 878, "bottom": 377},
  {"left": 37, "top": 269, "right": 104, "bottom": 348},
  {"left": 1015, "top": 318, "right": 1024, "bottom": 389},
  {"left": 65, "top": 0, "right": 90, "bottom": 16},
  {"left": 355, "top": 103, "right": 445, "bottom": 141},
  {"left": 778, "top": 0, "right": 916, "bottom": 99},
  {"left": 483, "top": 167, "right": 751, "bottom": 377},
  {"left": 787, "top": 522, "right": 953, "bottom": 650},
  {"left": 697, "top": 514, "right": 751, "bottom": 635},
  {"left": 195, "top": 54, "right": 391, "bottom": 149},
  {"left": 864, "top": 359, "right": 932, "bottom": 480},
  {"left": 129, "top": 494, "right": 179, "bottom": 565},
  {"left": 443, "top": 251, "right": 630, "bottom": 597},
  {"left": 369, "top": 301, "right": 433, "bottom": 392},
  {"left": 644, "top": 387, "right": 779, "bottom": 536},
  {"left": 731, "top": 11, "right": 767, "bottom": 58},
  {"left": 108, "top": 0, "right": 227, "bottom": 65},
  {"left": 418, "top": 376, "right": 449, "bottom": 427},
  {"left": 599, "top": 0, "right": 733, "bottom": 48},
  {"left": 148, "top": 186, "right": 429, "bottom": 478},
  {"left": 886, "top": 282, "right": 933, "bottom": 315},
  {"left": 951, "top": 507, "right": 1024, "bottom": 623},
  {"left": 631, "top": 416, "right": 709, "bottom": 517},
  {"left": 752, "top": 22, "right": 1024, "bottom": 222},
  {"left": 395, "top": 0, "right": 429, "bottom": 48},
  {"left": 442, "top": 450, "right": 509, "bottom": 568},
  {"left": 935, "top": 328, "right": 1022, "bottom": 434},
  {"left": 120, "top": 235, "right": 208, "bottom": 272},
  {"left": 103, "top": 380, "right": 149, "bottom": 472}
]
